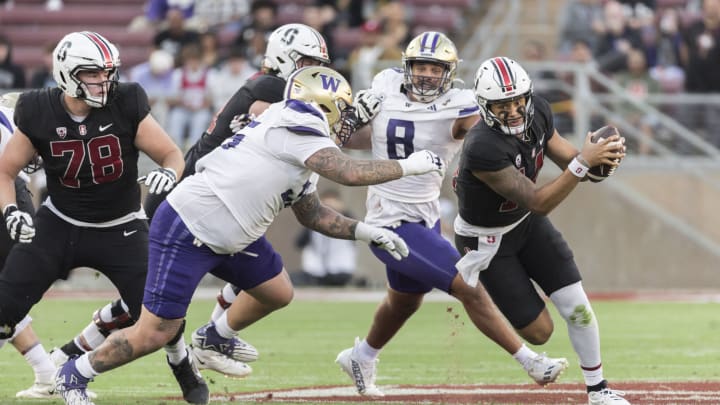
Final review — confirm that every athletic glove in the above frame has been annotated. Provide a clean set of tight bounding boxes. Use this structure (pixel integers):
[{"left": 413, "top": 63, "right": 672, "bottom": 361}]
[
  {"left": 397, "top": 150, "right": 445, "bottom": 177},
  {"left": 143, "top": 167, "right": 177, "bottom": 194},
  {"left": 4, "top": 204, "right": 35, "bottom": 243},
  {"left": 229, "top": 113, "right": 254, "bottom": 134},
  {"left": 354, "top": 90, "right": 381, "bottom": 126},
  {"left": 354, "top": 222, "right": 409, "bottom": 261}
]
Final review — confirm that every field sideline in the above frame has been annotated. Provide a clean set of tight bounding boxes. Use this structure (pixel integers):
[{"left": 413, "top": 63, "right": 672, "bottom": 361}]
[{"left": 1, "top": 288, "right": 719, "bottom": 404}]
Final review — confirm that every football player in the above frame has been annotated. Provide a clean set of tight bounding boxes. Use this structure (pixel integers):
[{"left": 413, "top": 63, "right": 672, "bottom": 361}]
[
  {"left": 55, "top": 65, "right": 445, "bottom": 405},
  {"left": 0, "top": 31, "right": 209, "bottom": 404},
  {"left": 453, "top": 57, "right": 628, "bottom": 405},
  {"left": 334, "top": 32, "right": 569, "bottom": 397},
  {"left": 0, "top": 92, "right": 58, "bottom": 399},
  {"left": 50, "top": 23, "right": 333, "bottom": 380}
]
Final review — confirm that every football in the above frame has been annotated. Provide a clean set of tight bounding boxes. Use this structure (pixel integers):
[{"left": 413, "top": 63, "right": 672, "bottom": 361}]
[{"left": 586, "top": 125, "right": 621, "bottom": 182}]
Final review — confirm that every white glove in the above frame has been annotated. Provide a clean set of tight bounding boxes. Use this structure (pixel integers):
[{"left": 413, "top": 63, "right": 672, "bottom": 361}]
[
  {"left": 143, "top": 167, "right": 177, "bottom": 194},
  {"left": 229, "top": 113, "right": 254, "bottom": 134},
  {"left": 398, "top": 150, "right": 445, "bottom": 176},
  {"left": 354, "top": 222, "right": 409, "bottom": 261},
  {"left": 354, "top": 90, "right": 381, "bottom": 126},
  {"left": 4, "top": 204, "right": 35, "bottom": 243}
]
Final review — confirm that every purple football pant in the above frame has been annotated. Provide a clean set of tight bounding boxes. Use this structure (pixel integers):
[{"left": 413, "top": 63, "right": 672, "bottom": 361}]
[
  {"left": 143, "top": 201, "right": 283, "bottom": 319},
  {"left": 369, "top": 221, "right": 458, "bottom": 294}
]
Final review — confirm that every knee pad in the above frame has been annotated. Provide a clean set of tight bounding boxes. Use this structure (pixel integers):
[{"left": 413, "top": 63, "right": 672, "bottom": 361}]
[
  {"left": 549, "top": 281, "right": 597, "bottom": 328},
  {"left": 93, "top": 299, "right": 135, "bottom": 336}
]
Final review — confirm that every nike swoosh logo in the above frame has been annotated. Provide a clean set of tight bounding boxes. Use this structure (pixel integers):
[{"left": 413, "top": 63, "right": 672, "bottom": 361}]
[
  {"left": 123, "top": 230, "right": 137, "bottom": 237},
  {"left": 99, "top": 123, "right": 113, "bottom": 131}
]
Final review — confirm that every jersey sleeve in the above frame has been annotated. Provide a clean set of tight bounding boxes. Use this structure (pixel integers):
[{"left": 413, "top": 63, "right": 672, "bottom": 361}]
[
  {"left": 247, "top": 75, "right": 285, "bottom": 103},
  {"left": 455, "top": 89, "right": 481, "bottom": 118},
  {"left": 370, "top": 68, "right": 402, "bottom": 94},
  {"left": 533, "top": 96, "right": 555, "bottom": 143},
  {"left": 463, "top": 129, "right": 513, "bottom": 172}
]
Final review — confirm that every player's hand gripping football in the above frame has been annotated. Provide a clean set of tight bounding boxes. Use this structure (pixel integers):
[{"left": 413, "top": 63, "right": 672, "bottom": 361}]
[
  {"left": 578, "top": 130, "right": 626, "bottom": 170},
  {"left": 354, "top": 222, "right": 409, "bottom": 261},
  {"left": 398, "top": 150, "right": 445, "bottom": 177},
  {"left": 143, "top": 167, "right": 177, "bottom": 194},
  {"left": 4, "top": 204, "right": 35, "bottom": 243},
  {"left": 354, "top": 90, "right": 381, "bottom": 126}
]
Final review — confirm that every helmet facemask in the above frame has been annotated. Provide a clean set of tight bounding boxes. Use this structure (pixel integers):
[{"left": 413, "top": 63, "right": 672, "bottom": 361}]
[
  {"left": 401, "top": 31, "right": 459, "bottom": 103},
  {"left": 70, "top": 67, "right": 119, "bottom": 108}
]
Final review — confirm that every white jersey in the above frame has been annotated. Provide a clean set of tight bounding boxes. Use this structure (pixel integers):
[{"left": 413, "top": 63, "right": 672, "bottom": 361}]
[
  {"left": 364, "top": 68, "right": 479, "bottom": 227},
  {"left": 167, "top": 99, "right": 338, "bottom": 254},
  {"left": 0, "top": 105, "right": 30, "bottom": 183}
]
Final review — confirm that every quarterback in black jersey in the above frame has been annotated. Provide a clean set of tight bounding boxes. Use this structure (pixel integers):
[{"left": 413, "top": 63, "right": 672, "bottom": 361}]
[
  {"left": 454, "top": 57, "right": 630, "bottom": 405},
  {"left": 0, "top": 32, "right": 210, "bottom": 404}
]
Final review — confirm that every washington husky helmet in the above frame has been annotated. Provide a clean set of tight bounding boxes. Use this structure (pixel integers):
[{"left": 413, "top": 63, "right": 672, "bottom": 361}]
[
  {"left": 402, "top": 31, "right": 459, "bottom": 102},
  {"left": 284, "top": 66, "right": 356, "bottom": 145},
  {"left": 474, "top": 57, "right": 534, "bottom": 139},
  {"left": 53, "top": 31, "right": 120, "bottom": 108},
  {"left": 264, "top": 23, "right": 331, "bottom": 80}
]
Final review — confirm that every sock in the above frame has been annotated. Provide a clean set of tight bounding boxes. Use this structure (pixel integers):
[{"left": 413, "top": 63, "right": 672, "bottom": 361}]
[
  {"left": 75, "top": 353, "right": 99, "bottom": 379},
  {"left": 550, "top": 282, "right": 603, "bottom": 386},
  {"left": 210, "top": 284, "right": 238, "bottom": 321},
  {"left": 356, "top": 339, "right": 381, "bottom": 362},
  {"left": 61, "top": 339, "right": 85, "bottom": 356},
  {"left": 582, "top": 364, "right": 605, "bottom": 388},
  {"left": 23, "top": 343, "right": 56, "bottom": 384},
  {"left": 214, "top": 312, "right": 237, "bottom": 339},
  {"left": 80, "top": 323, "right": 105, "bottom": 350},
  {"left": 165, "top": 337, "right": 188, "bottom": 366},
  {"left": 512, "top": 343, "right": 539, "bottom": 369}
]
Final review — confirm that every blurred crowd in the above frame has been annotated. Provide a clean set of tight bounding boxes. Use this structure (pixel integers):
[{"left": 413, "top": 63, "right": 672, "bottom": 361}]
[{"left": 539, "top": 0, "right": 720, "bottom": 154}]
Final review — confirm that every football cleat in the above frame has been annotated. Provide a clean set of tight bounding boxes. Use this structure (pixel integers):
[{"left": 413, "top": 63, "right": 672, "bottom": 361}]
[
  {"left": 588, "top": 384, "right": 631, "bottom": 405},
  {"left": 191, "top": 322, "right": 259, "bottom": 362},
  {"left": 191, "top": 344, "right": 252, "bottom": 378},
  {"left": 524, "top": 353, "right": 569, "bottom": 386},
  {"left": 335, "top": 337, "right": 384, "bottom": 397},
  {"left": 55, "top": 358, "right": 95, "bottom": 405},
  {"left": 168, "top": 349, "right": 209, "bottom": 405},
  {"left": 16, "top": 381, "right": 55, "bottom": 398}
]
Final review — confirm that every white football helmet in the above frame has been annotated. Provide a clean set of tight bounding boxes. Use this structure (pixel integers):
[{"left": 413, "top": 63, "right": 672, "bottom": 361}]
[
  {"left": 474, "top": 56, "right": 534, "bottom": 138},
  {"left": 52, "top": 31, "right": 120, "bottom": 108},
  {"left": 284, "top": 66, "right": 355, "bottom": 145},
  {"left": 263, "top": 23, "right": 331, "bottom": 80},
  {"left": 402, "top": 31, "right": 459, "bottom": 103}
]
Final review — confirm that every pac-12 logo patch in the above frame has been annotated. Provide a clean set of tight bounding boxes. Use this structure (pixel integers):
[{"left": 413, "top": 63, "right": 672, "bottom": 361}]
[
  {"left": 515, "top": 154, "right": 522, "bottom": 168},
  {"left": 56, "top": 127, "right": 67, "bottom": 138}
]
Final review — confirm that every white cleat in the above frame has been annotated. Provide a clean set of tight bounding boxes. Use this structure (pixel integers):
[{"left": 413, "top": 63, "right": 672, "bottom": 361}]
[
  {"left": 588, "top": 388, "right": 631, "bottom": 405},
  {"left": 16, "top": 381, "right": 55, "bottom": 398},
  {"left": 190, "top": 345, "right": 252, "bottom": 378},
  {"left": 524, "top": 353, "right": 569, "bottom": 386},
  {"left": 335, "top": 337, "right": 384, "bottom": 397}
]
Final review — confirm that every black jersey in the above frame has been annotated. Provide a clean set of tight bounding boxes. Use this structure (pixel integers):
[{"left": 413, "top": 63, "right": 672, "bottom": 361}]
[
  {"left": 455, "top": 96, "right": 555, "bottom": 227},
  {"left": 182, "top": 73, "right": 286, "bottom": 178},
  {"left": 15, "top": 84, "right": 149, "bottom": 222}
]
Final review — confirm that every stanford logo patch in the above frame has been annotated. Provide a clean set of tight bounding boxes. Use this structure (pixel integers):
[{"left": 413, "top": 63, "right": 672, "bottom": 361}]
[
  {"left": 56, "top": 127, "right": 67, "bottom": 138},
  {"left": 78, "top": 125, "right": 87, "bottom": 136}
]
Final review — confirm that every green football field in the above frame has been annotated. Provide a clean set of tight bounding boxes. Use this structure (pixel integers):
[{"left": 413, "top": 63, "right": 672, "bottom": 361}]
[{"left": 1, "top": 295, "right": 719, "bottom": 404}]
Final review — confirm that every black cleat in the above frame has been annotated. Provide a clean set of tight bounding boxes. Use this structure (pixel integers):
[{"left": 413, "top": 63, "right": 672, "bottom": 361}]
[{"left": 168, "top": 350, "right": 209, "bottom": 404}]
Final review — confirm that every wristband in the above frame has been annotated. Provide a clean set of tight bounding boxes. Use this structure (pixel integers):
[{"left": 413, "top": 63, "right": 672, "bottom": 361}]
[{"left": 567, "top": 156, "right": 589, "bottom": 178}]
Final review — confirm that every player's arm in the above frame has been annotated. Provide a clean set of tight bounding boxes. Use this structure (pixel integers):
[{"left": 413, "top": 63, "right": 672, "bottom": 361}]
[
  {"left": 451, "top": 114, "right": 480, "bottom": 140},
  {"left": 292, "top": 191, "right": 408, "bottom": 260},
  {"left": 135, "top": 114, "right": 185, "bottom": 178},
  {"left": 0, "top": 128, "right": 34, "bottom": 208},
  {"left": 545, "top": 129, "right": 578, "bottom": 169},
  {"left": 304, "top": 147, "right": 443, "bottom": 186},
  {"left": 249, "top": 100, "right": 271, "bottom": 117},
  {"left": 474, "top": 131, "right": 623, "bottom": 215}
]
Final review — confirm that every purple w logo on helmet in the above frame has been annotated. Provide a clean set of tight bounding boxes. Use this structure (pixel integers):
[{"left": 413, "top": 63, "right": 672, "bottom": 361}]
[{"left": 320, "top": 74, "right": 340, "bottom": 92}]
